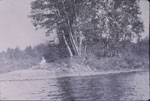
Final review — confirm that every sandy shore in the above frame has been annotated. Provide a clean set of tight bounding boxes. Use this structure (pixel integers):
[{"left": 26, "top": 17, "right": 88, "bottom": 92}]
[{"left": 0, "top": 68, "right": 146, "bottom": 81}]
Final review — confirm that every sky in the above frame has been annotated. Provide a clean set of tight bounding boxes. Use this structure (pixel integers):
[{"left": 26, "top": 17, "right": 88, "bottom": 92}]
[
  {"left": 0, "top": 0, "right": 46, "bottom": 52},
  {"left": 0, "top": 0, "right": 149, "bottom": 52},
  {"left": 140, "top": 0, "right": 149, "bottom": 38}
]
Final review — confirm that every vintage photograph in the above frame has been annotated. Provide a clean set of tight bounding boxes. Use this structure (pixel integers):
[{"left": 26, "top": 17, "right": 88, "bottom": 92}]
[{"left": 0, "top": 0, "right": 149, "bottom": 100}]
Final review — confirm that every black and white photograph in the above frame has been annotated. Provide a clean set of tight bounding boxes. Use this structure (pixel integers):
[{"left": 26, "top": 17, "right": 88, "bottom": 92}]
[{"left": 0, "top": 0, "right": 149, "bottom": 100}]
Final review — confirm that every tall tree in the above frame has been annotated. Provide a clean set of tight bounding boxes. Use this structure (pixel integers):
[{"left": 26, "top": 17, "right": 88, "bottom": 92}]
[
  {"left": 30, "top": 0, "right": 80, "bottom": 56},
  {"left": 30, "top": 0, "right": 144, "bottom": 57},
  {"left": 30, "top": 0, "right": 103, "bottom": 57},
  {"left": 107, "top": 0, "right": 144, "bottom": 55}
]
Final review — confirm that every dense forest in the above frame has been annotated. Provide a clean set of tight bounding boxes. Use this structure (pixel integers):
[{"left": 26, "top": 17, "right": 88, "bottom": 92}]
[
  {"left": 0, "top": 0, "right": 149, "bottom": 73},
  {"left": 0, "top": 36, "right": 148, "bottom": 73}
]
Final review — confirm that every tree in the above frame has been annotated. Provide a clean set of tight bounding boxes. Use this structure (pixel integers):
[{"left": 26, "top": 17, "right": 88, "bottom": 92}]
[
  {"left": 104, "top": 0, "right": 144, "bottom": 56},
  {"left": 30, "top": 0, "right": 104, "bottom": 57},
  {"left": 133, "top": 36, "right": 149, "bottom": 57},
  {"left": 30, "top": 0, "right": 144, "bottom": 57},
  {"left": 91, "top": 0, "right": 144, "bottom": 57}
]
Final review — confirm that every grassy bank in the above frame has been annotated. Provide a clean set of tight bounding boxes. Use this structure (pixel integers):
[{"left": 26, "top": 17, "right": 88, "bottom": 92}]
[
  {"left": 0, "top": 53, "right": 148, "bottom": 74},
  {"left": 34, "top": 54, "right": 149, "bottom": 74}
]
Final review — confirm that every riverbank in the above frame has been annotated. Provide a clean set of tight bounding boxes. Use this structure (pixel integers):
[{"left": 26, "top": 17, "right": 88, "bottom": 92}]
[
  {"left": 0, "top": 54, "right": 149, "bottom": 81},
  {"left": 0, "top": 67, "right": 148, "bottom": 81},
  {"left": 0, "top": 55, "right": 148, "bottom": 81},
  {"left": 0, "top": 69, "right": 149, "bottom": 101}
]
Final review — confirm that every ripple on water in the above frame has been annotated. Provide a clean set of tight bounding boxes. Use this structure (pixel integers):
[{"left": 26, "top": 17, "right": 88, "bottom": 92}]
[{"left": 0, "top": 71, "right": 149, "bottom": 100}]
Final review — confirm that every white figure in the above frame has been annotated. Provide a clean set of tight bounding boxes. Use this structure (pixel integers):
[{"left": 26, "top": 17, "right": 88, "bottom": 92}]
[{"left": 39, "top": 57, "right": 47, "bottom": 69}]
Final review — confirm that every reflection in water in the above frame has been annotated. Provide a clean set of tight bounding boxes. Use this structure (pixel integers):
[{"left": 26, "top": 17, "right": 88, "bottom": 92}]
[
  {"left": 55, "top": 71, "right": 149, "bottom": 101},
  {"left": 0, "top": 71, "right": 149, "bottom": 100},
  {"left": 55, "top": 74, "right": 125, "bottom": 101}
]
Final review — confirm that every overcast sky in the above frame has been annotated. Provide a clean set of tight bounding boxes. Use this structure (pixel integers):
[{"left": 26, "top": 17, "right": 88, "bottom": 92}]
[{"left": 0, "top": 0, "right": 149, "bottom": 52}]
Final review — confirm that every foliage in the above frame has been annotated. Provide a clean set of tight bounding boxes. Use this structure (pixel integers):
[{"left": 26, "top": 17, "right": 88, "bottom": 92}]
[
  {"left": 0, "top": 43, "right": 58, "bottom": 73},
  {"left": 29, "top": 0, "right": 144, "bottom": 57},
  {"left": 132, "top": 37, "right": 149, "bottom": 57}
]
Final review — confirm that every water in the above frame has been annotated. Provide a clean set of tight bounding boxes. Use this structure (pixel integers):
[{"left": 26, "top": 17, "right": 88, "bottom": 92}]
[{"left": 0, "top": 71, "right": 149, "bottom": 100}]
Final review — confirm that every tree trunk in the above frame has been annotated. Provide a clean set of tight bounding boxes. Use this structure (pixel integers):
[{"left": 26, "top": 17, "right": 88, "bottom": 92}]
[
  {"left": 84, "top": 41, "right": 87, "bottom": 55},
  {"left": 63, "top": 34, "right": 73, "bottom": 57},
  {"left": 78, "top": 38, "right": 83, "bottom": 56},
  {"left": 67, "top": 20, "right": 79, "bottom": 56},
  {"left": 61, "top": 1, "right": 79, "bottom": 56}
]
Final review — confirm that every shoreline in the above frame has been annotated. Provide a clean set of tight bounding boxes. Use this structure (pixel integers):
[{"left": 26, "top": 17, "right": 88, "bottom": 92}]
[{"left": 0, "top": 68, "right": 147, "bottom": 81}]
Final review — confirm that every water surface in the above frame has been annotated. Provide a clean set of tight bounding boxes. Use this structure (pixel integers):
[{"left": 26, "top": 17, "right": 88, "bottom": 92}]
[{"left": 0, "top": 71, "right": 149, "bottom": 100}]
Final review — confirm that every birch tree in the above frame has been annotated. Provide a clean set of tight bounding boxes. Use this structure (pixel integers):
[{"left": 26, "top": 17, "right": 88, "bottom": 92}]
[
  {"left": 30, "top": 0, "right": 84, "bottom": 56},
  {"left": 30, "top": 0, "right": 144, "bottom": 57},
  {"left": 30, "top": 0, "right": 104, "bottom": 57}
]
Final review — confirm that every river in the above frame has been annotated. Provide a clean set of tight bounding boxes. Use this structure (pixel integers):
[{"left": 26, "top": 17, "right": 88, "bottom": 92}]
[{"left": 0, "top": 70, "right": 149, "bottom": 100}]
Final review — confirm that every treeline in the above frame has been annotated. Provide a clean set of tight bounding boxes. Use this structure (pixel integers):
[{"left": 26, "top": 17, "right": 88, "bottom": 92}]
[
  {"left": 88, "top": 36, "right": 149, "bottom": 60},
  {"left": 0, "top": 42, "right": 69, "bottom": 65},
  {"left": 0, "top": 43, "right": 55, "bottom": 72},
  {"left": 0, "top": 36, "right": 148, "bottom": 63},
  {"left": 0, "top": 44, "right": 54, "bottom": 62},
  {"left": 0, "top": 36, "right": 148, "bottom": 73},
  {"left": 132, "top": 37, "right": 149, "bottom": 58}
]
